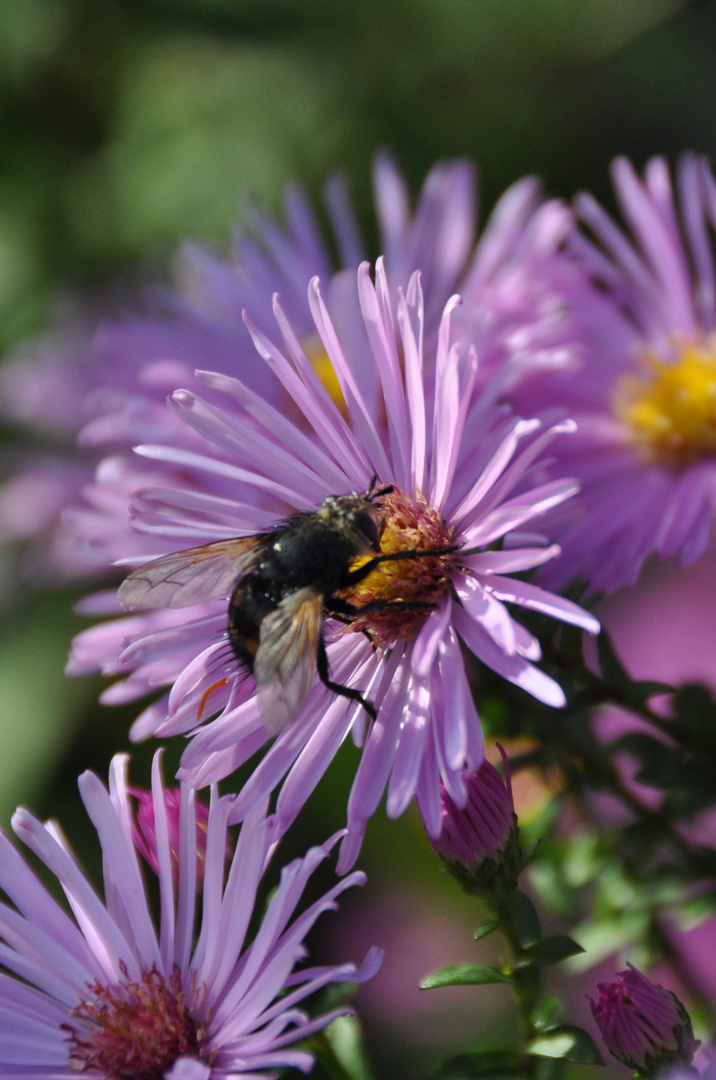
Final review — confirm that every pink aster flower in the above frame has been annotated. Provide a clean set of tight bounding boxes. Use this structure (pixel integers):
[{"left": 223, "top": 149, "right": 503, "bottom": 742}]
[
  {"left": 589, "top": 964, "right": 700, "bottom": 1076},
  {"left": 515, "top": 154, "right": 716, "bottom": 594},
  {"left": 70, "top": 259, "right": 598, "bottom": 870},
  {"left": 0, "top": 752, "right": 380, "bottom": 1079}
]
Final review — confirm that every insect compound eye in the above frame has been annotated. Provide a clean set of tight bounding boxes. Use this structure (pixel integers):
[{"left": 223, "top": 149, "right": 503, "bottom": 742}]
[{"left": 352, "top": 509, "right": 380, "bottom": 545}]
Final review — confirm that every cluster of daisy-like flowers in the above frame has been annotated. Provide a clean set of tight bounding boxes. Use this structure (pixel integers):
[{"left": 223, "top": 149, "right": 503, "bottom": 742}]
[{"left": 2, "top": 148, "right": 716, "bottom": 1075}]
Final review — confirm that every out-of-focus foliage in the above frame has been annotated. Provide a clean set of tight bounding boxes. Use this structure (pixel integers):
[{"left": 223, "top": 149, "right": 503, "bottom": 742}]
[{"left": 0, "top": 0, "right": 709, "bottom": 350}]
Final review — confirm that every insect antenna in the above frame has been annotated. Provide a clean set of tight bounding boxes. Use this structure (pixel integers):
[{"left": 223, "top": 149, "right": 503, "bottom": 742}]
[{"left": 366, "top": 474, "right": 394, "bottom": 501}]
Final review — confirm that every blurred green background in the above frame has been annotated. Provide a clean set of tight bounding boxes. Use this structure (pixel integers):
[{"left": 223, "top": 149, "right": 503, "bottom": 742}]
[{"left": 1, "top": 0, "right": 715, "bottom": 1074}]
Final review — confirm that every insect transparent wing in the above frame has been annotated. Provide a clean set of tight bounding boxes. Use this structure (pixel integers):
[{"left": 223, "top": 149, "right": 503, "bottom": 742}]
[
  {"left": 118, "top": 538, "right": 262, "bottom": 609},
  {"left": 254, "top": 586, "right": 324, "bottom": 734}
]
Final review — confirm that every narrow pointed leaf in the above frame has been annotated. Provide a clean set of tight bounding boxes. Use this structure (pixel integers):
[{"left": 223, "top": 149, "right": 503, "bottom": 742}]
[
  {"left": 528, "top": 1025, "right": 604, "bottom": 1064},
  {"left": 474, "top": 918, "right": 505, "bottom": 941},
  {"left": 518, "top": 935, "right": 584, "bottom": 967},
  {"left": 513, "top": 890, "right": 541, "bottom": 946},
  {"left": 421, "top": 964, "right": 512, "bottom": 989}
]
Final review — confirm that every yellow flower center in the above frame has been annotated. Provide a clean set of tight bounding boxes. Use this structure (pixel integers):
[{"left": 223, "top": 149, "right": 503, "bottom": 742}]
[
  {"left": 304, "top": 336, "right": 346, "bottom": 414},
  {"left": 339, "top": 487, "right": 458, "bottom": 649},
  {"left": 613, "top": 337, "right": 716, "bottom": 464}
]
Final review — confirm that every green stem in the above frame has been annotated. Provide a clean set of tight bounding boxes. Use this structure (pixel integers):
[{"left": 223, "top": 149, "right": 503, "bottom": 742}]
[{"left": 492, "top": 893, "right": 542, "bottom": 1065}]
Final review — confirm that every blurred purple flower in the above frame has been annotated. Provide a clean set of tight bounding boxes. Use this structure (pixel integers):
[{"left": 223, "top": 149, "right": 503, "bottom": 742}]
[
  {"left": 70, "top": 260, "right": 598, "bottom": 870},
  {"left": 0, "top": 155, "right": 579, "bottom": 592},
  {"left": 589, "top": 964, "right": 699, "bottom": 1076},
  {"left": 0, "top": 752, "right": 380, "bottom": 1079},
  {"left": 515, "top": 155, "right": 716, "bottom": 594}
]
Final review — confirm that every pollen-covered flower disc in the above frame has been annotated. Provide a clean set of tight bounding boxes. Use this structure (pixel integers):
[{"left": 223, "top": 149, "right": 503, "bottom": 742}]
[
  {"left": 71, "top": 259, "right": 598, "bottom": 870},
  {"left": 0, "top": 753, "right": 380, "bottom": 1079},
  {"left": 516, "top": 155, "right": 716, "bottom": 594}
]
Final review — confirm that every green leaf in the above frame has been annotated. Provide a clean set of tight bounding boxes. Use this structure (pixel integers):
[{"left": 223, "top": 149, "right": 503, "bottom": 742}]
[
  {"left": 528, "top": 1025, "right": 604, "bottom": 1064},
  {"left": 432, "top": 1050, "right": 526, "bottom": 1080},
  {"left": 596, "top": 630, "right": 631, "bottom": 690},
  {"left": 512, "top": 890, "right": 542, "bottom": 947},
  {"left": 531, "top": 995, "right": 563, "bottom": 1032},
  {"left": 421, "top": 964, "right": 512, "bottom": 989},
  {"left": 474, "top": 918, "right": 505, "bottom": 941},
  {"left": 317, "top": 1015, "right": 376, "bottom": 1080},
  {"left": 626, "top": 679, "right": 674, "bottom": 704},
  {"left": 518, "top": 935, "right": 585, "bottom": 967}
]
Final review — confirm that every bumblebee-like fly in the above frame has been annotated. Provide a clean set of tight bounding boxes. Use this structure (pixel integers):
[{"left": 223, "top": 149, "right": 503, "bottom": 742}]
[{"left": 118, "top": 484, "right": 456, "bottom": 732}]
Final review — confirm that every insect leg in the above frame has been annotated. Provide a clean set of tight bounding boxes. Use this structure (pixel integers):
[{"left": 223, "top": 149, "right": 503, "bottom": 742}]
[
  {"left": 344, "top": 545, "right": 460, "bottom": 588},
  {"left": 316, "top": 637, "right": 377, "bottom": 720}
]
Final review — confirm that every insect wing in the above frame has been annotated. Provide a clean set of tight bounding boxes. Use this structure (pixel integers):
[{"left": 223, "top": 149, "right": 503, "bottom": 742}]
[
  {"left": 118, "top": 537, "right": 262, "bottom": 609},
  {"left": 254, "top": 586, "right": 324, "bottom": 734}
]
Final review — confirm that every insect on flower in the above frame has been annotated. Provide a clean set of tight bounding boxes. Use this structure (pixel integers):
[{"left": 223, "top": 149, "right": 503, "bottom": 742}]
[{"left": 118, "top": 478, "right": 458, "bottom": 733}]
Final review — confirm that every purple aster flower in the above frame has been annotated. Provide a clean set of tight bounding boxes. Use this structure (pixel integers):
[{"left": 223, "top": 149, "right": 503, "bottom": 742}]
[
  {"left": 589, "top": 964, "right": 700, "bottom": 1077},
  {"left": 514, "top": 155, "right": 716, "bottom": 594},
  {"left": 70, "top": 259, "right": 598, "bottom": 870},
  {"left": 0, "top": 155, "right": 580, "bottom": 593},
  {"left": 0, "top": 752, "right": 380, "bottom": 1079}
]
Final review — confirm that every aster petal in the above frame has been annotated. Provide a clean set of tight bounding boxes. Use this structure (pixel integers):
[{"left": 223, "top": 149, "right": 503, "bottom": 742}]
[
  {"left": 399, "top": 272, "right": 427, "bottom": 491},
  {"left": 342, "top": 646, "right": 409, "bottom": 857},
  {"left": 387, "top": 673, "right": 431, "bottom": 818},
  {"left": 465, "top": 478, "right": 579, "bottom": 548},
  {"left": 175, "top": 782, "right": 197, "bottom": 974},
  {"left": 415, "top": 737, "right": 444, "bottom": 839},
  {"left": 449, "top": 416, "right": 540, "bottom": 527},
  {"left": 11, "top": 808, "right": 138, "bottom": 984},
  {"left": 195, "top": 369, "right": 351, "bottom": 491},
  {"left": 678, "top": 155, "right": 716, "bottom": 328},
  {"left": 437, "top": 623, "right": 482, "bottom": 771},
  {"left": 429, "top": 305, "right": 475, "bottom": 511},
  {"left": 411, "top": 596, "right": 453, "bottom": 678},
  {"left": 484, "top": 575, "right": 600, "bottom": 633},
  {"left": 357, "top": 260, "right": 410, "bottom": 487},
  {"left": 455, "top": 574, "right": 517, "bottom": 655},
  {"left": 0, "top": 835, "right": 99, "bottom": 992},
  {"left": 276, "top": 646, "right": 377, "bottom": 830},
  {"left": 308, "top": 276, "right": 392, "bottom": 481},
  {"left": 323, "top": 171, "right": 365, "bottom": 267},
  {"left": 136, "top": 441, "right": 309, "bottom": 508},
  {"left": 453, "top": 606, "right": 565, "bottom": 707},
  {"left": 77, "top": 769, "right": 161, "bottom": 970},
  {"left": 613, "top": 156, "right": 696, "bottom": 334},
  {"left": 168, "top": 388, "right": 330, "bottom": 504},
  {"left": 463, "top": 543, "right": 561, "bottom": 575}
]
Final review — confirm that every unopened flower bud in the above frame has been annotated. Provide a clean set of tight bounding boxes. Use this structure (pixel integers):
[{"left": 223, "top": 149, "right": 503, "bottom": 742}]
[
  {"left": 589, "top": 964, "right": 700, "bottom": 1077},
  {"left": 132, "top": 786, "right": 213, "bottom": 888},
  {"left": 431, "top": 750, "right": 521, "bottom": 897}
]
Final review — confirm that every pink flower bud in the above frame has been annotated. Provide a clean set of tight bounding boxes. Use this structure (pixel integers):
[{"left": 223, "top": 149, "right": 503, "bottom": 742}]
[
  {"left": 589, "top": 964, "right": 700, "bottom": 1077},
  {"left": 131, "top": 786, "right": 213, "bottom": 887},
  {"left": 431, "top": 749, "right": 520, "bottom": 896}
]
